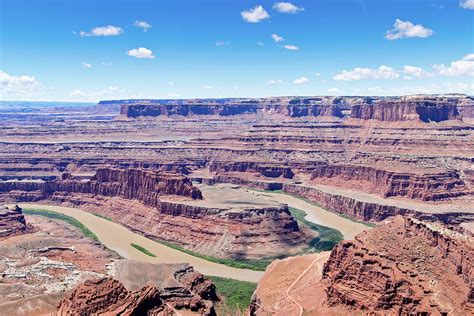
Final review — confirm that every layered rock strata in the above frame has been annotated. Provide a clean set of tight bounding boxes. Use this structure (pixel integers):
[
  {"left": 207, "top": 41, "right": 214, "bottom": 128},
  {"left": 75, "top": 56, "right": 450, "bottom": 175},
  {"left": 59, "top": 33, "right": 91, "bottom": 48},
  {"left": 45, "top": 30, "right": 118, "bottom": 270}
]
[
  {"left": 308, "top": 163, "right": 469, "bottom": 201},
  {"left": 351, "top": 100, "right": 460, "bottom": 122},
  {"left": 0, "top": 170, "right": 307, "bottom": 259},
  {"left": 57, "top": 262, "right": 218, "bottom": 316},
  {"left": 322, "top": 216, "right": 473, "bottom": 314},
  {"left": 251, "top": 216, "right": 474, "bottom": 315},
  {"left": 118, "top": 96, "right": 350, "bottom": 118},
  {"left": 0, "top": 205, "right": 31, "bottom": 239},
  {"left": 0, "top": 168, "right": 203, "bottom": 206}
]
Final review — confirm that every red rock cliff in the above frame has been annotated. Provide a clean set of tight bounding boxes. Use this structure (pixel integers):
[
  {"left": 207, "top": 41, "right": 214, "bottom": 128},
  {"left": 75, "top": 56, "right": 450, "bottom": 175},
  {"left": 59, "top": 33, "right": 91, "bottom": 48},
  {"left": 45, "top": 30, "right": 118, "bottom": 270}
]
[
  {"left": 351, "top": 100, "right": 460, "bottom": 122},
  {"left": 0, "top": 205, "right": 31, "bottom": 239},
  {"left": 0, "top": 168, "right": 203, "bottom": 207},
  {"left": 309, "top": 163, "right": 469, "bottom": 201},
  {"left": 322, "top": 216, "right": 474, "bottom": 314}
]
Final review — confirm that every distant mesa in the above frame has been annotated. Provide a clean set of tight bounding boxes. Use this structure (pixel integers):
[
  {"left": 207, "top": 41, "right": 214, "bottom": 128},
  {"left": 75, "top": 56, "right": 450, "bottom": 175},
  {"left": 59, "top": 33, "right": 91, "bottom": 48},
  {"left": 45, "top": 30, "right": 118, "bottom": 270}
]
[{"left": 97, "top": 94, "right": 473, "bottom": 122}]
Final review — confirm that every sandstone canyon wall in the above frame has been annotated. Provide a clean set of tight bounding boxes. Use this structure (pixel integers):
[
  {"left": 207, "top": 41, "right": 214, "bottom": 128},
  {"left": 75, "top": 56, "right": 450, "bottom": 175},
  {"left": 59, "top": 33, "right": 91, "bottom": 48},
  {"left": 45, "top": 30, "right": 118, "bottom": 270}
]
[
  {"left": 250, "top": 216, "right": 473, "bottom": 315},
  {"left": 0, "top": 205, "right": 31, "bottom": 239},
  {"left": 322, "top": 216, "right": 473, "bottom": 314},
  {"left": 0, "top": 169, "right": 308, "bottom": 259},
  {"left": 351, "top": 100, "right": 460, "bottom": 122}
]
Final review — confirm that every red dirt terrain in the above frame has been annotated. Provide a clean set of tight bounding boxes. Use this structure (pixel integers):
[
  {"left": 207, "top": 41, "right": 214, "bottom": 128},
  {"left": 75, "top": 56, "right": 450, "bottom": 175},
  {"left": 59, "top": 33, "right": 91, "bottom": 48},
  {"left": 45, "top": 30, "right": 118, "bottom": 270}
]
[
  {"left": 0, "top": 94, "right": 473, "bottom": 314},
  {"left": 251, "top": 216, "right": 474, "bottom": 315}
]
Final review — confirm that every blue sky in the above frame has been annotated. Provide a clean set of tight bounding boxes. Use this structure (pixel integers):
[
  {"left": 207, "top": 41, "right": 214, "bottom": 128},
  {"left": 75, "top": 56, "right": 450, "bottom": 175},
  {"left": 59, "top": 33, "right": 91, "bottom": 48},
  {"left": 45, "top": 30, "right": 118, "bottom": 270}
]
[{"left": 1, "top": 0, "right": 473, "bottom": 101}]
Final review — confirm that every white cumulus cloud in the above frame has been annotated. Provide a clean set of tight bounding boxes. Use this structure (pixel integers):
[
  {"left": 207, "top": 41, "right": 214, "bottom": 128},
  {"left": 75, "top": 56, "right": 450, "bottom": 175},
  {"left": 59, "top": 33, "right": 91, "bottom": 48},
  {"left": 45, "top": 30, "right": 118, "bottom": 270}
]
[
  {"left": 127, "top": 47, "right": 155, "bottom": 59},
  {"left": 328, "top": 87, "right": 341, "bottom": 94},
  {"left": 293, "top": 77, "right": 309, "bottom": 84},
  {"left": 203, "top": 85, "right": 213, "bottom": 89},
  {"left": 0, "top": 70, "right": 41, "bottom": 97},
  {"left": 385, "top": 19, "right": 433, "bottom": 40},
  {"left": 134, "top": 20, "right": 152, "bottom": 31},
  {"left": 433, "top": 54, "right": 474, "bottom": 76},
  {"left": 273, "top": 2, "right": 304, "bottom": 13},
  {"left": 460, "top": 0, "right": 474, "bottom": 9},
  {"left": 333, "top": 65, "right": 400, "bottom": 81},
  {"left": 80, "top": 25, "right": 123, "bottom": 37},
  {"left": 402, "top": 65, "right": 431, "bottom": 79},
  {"left": 81, "top": 62, "right": 92, "bottom": 68},
  {"left": 284, "top": 44, "right": 299, "bottom": 50},
  {"left": 271, "top": 33, "right": 284, "bottom": 42},
  {"left": 241, "top": 5, "right": 270, "bottom": 23}
]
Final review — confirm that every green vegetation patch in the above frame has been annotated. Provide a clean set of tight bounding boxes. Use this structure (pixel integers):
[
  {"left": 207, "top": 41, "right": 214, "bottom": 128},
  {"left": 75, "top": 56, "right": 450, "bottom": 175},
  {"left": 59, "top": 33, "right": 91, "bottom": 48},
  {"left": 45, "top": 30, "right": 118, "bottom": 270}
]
[
  {"left": 130, "top": 243, "right": 157, "bottom": 257},
  {"left": 93, "top": 213, "right": 114, "bottom": 222},
  {"left": 251, "top": 188, "right": 376, "bottom": 227},
  {"left": 208, "top": 276, "right": 257, "bottom": 314},
  {"left": 157, "top": 240, "right": 272, "bottom": 271},
  {"left": 23, "top": 208, "right": 99, "bottom": 241},
  {"left": 289, "top": 207, "right": 343, "bottom": 251}
]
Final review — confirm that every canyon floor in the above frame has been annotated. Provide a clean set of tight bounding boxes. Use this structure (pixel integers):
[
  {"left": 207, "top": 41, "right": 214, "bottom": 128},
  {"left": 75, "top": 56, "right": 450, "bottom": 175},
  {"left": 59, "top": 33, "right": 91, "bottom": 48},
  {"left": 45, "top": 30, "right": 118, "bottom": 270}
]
[{"left": 0, "top": 96, "right": 473, "bottom": 314}]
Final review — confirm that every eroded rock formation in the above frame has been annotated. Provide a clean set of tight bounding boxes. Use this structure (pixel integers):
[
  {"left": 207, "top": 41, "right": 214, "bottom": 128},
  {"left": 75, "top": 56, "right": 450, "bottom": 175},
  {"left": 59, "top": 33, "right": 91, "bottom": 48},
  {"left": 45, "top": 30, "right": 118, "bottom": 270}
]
[
  {"left": 251, "top": 216, "right": 474, "bottom": 315},
  {"left": 0, "top": 170, "right": 308, "bottom": 259},
  {"left": 0, "top": 205, "right": 31, "bottom": 239},
  {"left": 118, "top": 97, "right": 349, "bottom": 118},
  {"left": 0, "top": 168, "right": 202, "bottom": 206},
  {"left": 57, "top": 262, "right": 218, "bottom": 315},
  {"left": 351, "top": 100, "right": 460, "bottom": 122},
  {"left": 308, "top": 163, "right": 469, "bottom": 201},
  {"left": 322, "top": 216, "right": 473, "bottom": 314}
]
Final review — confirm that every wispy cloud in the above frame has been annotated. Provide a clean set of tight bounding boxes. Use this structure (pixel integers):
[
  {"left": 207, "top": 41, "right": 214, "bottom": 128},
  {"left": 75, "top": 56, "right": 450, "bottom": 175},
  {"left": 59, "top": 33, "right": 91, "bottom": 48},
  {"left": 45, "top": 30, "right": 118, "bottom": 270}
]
[
  {"left": 328, "top": 87, "right": 341, "bottom": 94},
  {"left": 69, "top": 86, "right": 125, "bottom": 101},
  {"left": 216, "top": 41, "right": 230, "bottom": 46},
  {"left": 134, "top": 20, "right": 152, "bottom": 32},
  {"left": 266, "top": 79, "right": 284, "bottom": 85},
  {"left": 293, "top": 76, "right": 309, "bottom": 84},
  {"left": 203, "top": 84, "right": 213, "bottom": 89},
  {"left": 385, "top": 19, "right": 433, "bottom": 40},
  {"left": 271, "top": 33, "right": 284, "bottom": 42},
  {"left": 127, "top": 47, "right": 155, "bottom": 59},
  {"left": 81, "top": 62, "right": 92, "bottom": 68},
  {"left": 333, "top": 65, "right": 400, "bottom": 80},
  {"left": 460, "top": 0, "right": 474, "bottom": 9},
  {"left": 241, "top": 5, "right": 270, "bottom": 23},
  {"left": 80, "top": 25, "right": 123, "bottom": 37},
  {"left": 273, "top": 2, "right": 304, "bottom": 13},
  {"left": 284, "top": 44, "right": 299, "bottom": 51}
]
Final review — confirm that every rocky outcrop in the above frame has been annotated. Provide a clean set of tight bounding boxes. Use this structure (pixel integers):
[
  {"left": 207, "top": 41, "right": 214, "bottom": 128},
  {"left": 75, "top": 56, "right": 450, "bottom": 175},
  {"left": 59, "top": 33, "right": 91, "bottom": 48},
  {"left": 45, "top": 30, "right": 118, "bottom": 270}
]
[
  {"left": 351, "top": 100, "right": 460, "bottom": 122},
  {"left": 57, "top": 277, "right": 169, "bottom": 315},
  {"left": 287, "top": 104, "right": 343, "bottom": 117},
  {"left": 58, "top": 262, "right": 218, "bottom": 315},
  {"left": 0, "top": 171, "right": 307, "bottom": 259},
  {"left": 309, "top": 163, "right": 469, "bottom": 201},
  {"left": 0, "top": 205, "right": 31, "bottom": 239},
  {"left": 251, "top": 217, "right": 473, "bottom": 315},
  {"left": 209, "top": 161, "right": 294, "bottom": 179},
  {"left": 0, "top": 168, "right": 203, "bottom": 207},
  {"left": 322, "top": 216, "right": 474, "bottom": 314}
]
